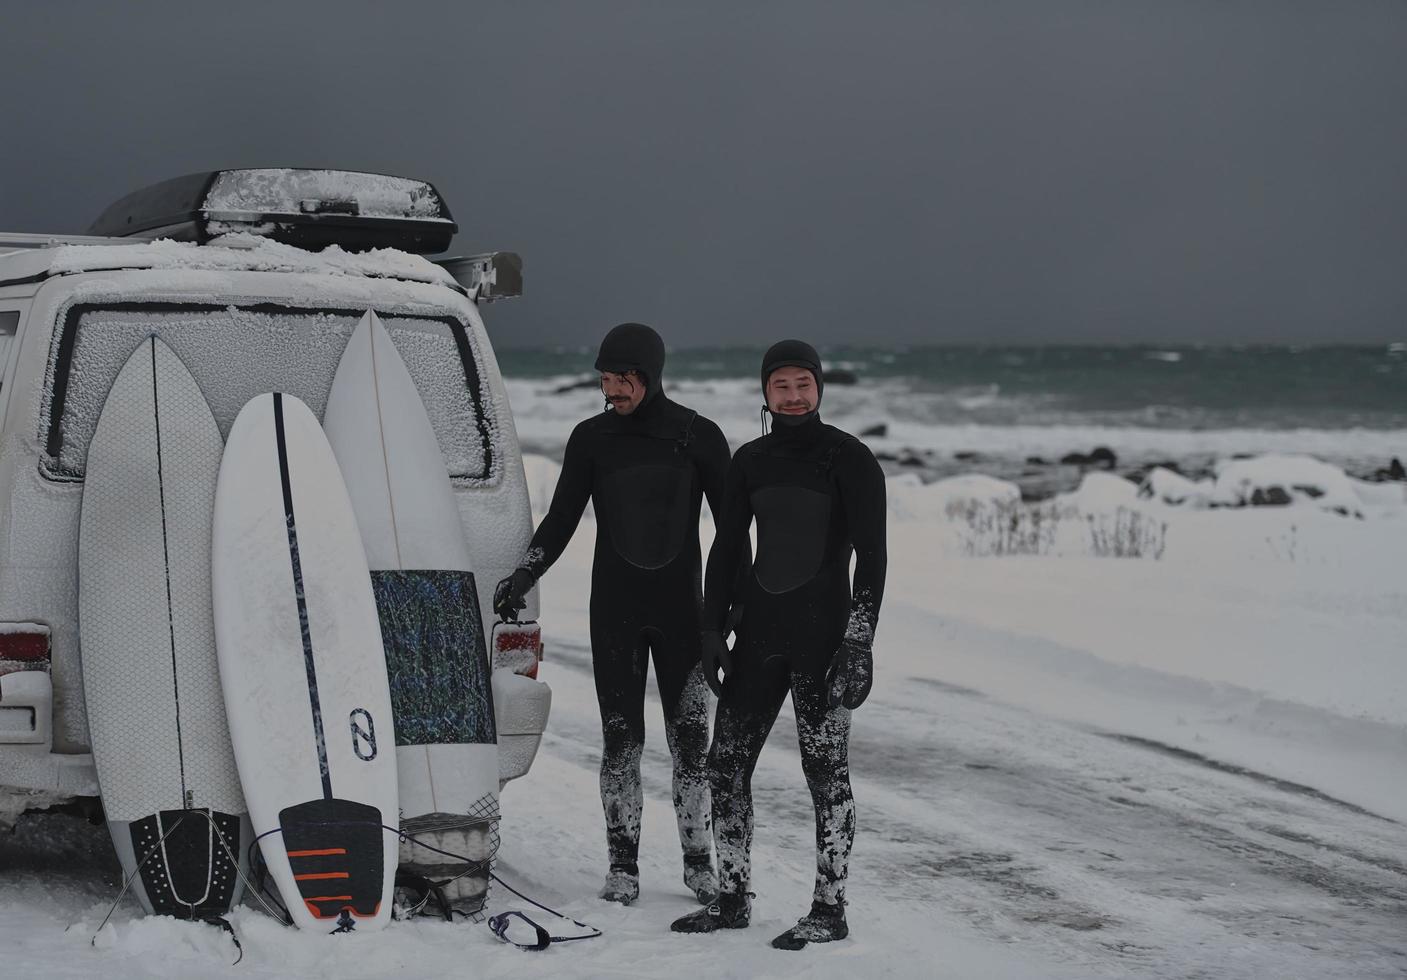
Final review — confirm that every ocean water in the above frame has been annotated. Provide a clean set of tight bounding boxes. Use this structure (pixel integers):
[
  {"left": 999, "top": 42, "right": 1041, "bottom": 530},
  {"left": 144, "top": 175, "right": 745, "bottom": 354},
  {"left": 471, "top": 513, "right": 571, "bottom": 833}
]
[
  {"left": 497, "top": 345, "right": 1407, "bottom": 492},
  {"left": 499, "top": 345, "right": 1407, "bottom": 430}
]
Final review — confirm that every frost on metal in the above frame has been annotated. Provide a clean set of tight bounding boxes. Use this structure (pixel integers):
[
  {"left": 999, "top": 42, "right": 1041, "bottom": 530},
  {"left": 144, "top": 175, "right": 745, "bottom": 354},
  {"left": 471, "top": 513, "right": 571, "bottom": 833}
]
[
  {"left": 41, "top": 306, "right": 494, "bottom": 483},
  {"left": 203, "top": 170, "right": 450, "bottom": 221},
  {"left": 48, "top": 236, "right": 458, "bottom": 288}
]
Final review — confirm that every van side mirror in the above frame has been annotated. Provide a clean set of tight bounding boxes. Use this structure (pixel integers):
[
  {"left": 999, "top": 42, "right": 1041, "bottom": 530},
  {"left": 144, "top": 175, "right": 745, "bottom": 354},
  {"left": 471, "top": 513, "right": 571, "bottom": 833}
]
[{"left": 435, "top": 252, "right": 522, "bottom": 302}]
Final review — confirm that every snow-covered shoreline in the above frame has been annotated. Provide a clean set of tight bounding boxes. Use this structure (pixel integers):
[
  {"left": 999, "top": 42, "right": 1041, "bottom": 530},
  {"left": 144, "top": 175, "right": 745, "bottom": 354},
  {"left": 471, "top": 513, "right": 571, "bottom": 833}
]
[{"left": 504, "top": 374, "right": 1407, "bottom": 501}]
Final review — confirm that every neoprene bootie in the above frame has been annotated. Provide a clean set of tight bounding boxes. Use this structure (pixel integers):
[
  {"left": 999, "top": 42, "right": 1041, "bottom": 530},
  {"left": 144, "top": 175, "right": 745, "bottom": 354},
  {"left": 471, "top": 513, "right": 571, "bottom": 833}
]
[
  {"left": 771, "top": 899, "right": 848, "bottom": 950},
  {"left": 669, "top": 892, "right": 752, "bottom": 933}
]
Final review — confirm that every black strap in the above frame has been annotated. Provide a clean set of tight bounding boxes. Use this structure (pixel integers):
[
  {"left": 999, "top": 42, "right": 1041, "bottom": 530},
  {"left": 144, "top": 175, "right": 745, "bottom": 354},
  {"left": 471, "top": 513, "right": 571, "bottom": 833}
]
[
  {"left": 247, "top": 833, "right": 292, "bottom": 925},
  {"left": 394, "top": 871, "right": 454, "bottom": 922},
  {"left": 489, "top": 910, "right": 553, "bottom": 950},
  {"left": 204, "top": 915, "right": 243, "bottom": 965},
  {"left": 389, "top": 823, "right": 602, "bottom": 949},
  {"left": 488, "top": 909, "right": 601, "bottom": 951},
  {"left": 484, "top": 861, "right": 603, "bottom": 951}
]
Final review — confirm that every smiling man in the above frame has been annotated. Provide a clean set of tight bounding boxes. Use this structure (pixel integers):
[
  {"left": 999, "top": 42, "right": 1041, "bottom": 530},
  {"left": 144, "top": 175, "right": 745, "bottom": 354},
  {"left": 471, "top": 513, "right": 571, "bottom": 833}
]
[
  {"left": 671, "top": 339, "right": 888, "bottom": 950},
  {"left": 494, "top": 322, "right": 734, "bottom": 906}
]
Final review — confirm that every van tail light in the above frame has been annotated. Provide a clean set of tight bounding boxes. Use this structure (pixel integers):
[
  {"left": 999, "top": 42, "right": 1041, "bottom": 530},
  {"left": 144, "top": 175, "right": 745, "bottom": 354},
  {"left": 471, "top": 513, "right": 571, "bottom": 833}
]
[
  {"left": 492, "top": 621, "right": 543, "bottom": 680},
  {"left": 0, "top": 624, "right": 51, "bottom": 676}
]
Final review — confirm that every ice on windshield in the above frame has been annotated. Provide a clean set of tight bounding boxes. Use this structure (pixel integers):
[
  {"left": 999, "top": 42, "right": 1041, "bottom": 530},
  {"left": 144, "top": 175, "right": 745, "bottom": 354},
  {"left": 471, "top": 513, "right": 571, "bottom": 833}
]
[{"left": 41, "top": 304, "right": 494, "bottom": 482}]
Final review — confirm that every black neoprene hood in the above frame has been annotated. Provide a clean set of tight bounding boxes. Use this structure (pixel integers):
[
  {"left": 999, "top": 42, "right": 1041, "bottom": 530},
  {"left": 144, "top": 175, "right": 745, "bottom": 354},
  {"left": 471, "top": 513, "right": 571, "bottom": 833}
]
[
  {"left": 761, "top": 339, "right": 824, "bottom": 405},
  {"left": 596, "top": 322, "right": 666, "bottom": 403}
]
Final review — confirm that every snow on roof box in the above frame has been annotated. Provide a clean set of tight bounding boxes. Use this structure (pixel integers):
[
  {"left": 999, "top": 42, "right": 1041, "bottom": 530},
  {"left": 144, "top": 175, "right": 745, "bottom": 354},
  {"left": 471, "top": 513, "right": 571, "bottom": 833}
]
[{"left": 88, "top": 169, "right": 458, "bottom": 254}]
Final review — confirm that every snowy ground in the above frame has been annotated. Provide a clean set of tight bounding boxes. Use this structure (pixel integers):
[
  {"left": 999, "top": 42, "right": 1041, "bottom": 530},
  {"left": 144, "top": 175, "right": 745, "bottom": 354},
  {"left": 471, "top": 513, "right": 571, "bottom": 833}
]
[{"left": 2, "top": 456, "right": 1405, "bottom": 978}]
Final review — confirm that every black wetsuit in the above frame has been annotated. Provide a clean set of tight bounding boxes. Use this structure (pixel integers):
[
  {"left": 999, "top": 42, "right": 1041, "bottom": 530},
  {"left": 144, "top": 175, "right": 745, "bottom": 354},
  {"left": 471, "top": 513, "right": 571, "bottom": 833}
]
[
  {"left": 522, "top": 392, "right": 732, "bottom": 876},
  {"left": 702, "top": 415, "right": 887, "bottom": 906}
]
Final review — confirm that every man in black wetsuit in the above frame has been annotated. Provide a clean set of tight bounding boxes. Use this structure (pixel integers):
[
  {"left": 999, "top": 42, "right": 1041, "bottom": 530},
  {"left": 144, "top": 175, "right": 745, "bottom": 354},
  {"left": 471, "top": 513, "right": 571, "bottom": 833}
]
[
  {"left": 670, "top": 340, "right": 887, "bottom": 950},
  {"left": 493, "top": 323, "right": 733, "bottom": 906}
]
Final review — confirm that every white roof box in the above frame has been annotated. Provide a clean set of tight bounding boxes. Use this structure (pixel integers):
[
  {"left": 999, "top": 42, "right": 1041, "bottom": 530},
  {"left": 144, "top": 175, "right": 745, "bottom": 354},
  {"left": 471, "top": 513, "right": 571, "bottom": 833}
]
[{"left": 88, "top": 169, "right": 457, "bottom": 254}]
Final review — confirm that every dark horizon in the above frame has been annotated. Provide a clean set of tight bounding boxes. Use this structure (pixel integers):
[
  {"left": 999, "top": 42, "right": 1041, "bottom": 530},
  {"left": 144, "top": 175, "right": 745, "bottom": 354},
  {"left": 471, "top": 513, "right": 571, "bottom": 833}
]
[{"left": 4, "top": 1, "right": 1405, "bottom": 347}]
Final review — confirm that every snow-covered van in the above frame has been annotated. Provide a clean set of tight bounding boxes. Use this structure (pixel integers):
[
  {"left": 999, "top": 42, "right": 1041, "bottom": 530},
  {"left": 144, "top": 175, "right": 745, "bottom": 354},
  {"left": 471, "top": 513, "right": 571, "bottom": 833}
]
[{"left": 0, "top": 169, "right": 549, "bottom": 830}]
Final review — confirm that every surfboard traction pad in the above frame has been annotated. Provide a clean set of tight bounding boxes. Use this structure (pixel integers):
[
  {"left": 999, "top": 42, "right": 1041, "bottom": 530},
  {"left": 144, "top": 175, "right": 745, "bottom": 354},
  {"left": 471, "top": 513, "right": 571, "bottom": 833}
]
[
  {"left": 371, "top": 569, "right": 495, "bottom": 746},
  {"left": 371, "top": 569, "right": 499, "bottom": 919},
  {"left": 278, "top": 798, "right": 387, "bottom": 922},
  {"left": 127, "top": 809, "right": 243, "bottom": 918}
]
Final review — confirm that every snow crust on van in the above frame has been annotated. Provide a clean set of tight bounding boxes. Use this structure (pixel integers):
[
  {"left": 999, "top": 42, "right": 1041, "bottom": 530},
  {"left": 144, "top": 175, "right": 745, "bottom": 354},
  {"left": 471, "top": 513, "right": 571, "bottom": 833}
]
[{"left": 44, "top": 235, "right": 459, "bottom": 287}]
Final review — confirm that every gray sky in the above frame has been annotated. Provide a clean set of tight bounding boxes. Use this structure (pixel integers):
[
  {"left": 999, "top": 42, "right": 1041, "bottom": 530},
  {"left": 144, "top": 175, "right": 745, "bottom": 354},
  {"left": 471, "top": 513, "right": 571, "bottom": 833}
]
[{"left": 3, "top": 1, "right": 1405, "bottom": 346}]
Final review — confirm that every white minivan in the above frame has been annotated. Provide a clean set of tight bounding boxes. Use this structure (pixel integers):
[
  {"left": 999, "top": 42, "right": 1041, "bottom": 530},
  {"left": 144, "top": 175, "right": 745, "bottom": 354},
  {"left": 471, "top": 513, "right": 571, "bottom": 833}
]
[{"left": 0, "top": 169, "right": 550, "bottom": 831}]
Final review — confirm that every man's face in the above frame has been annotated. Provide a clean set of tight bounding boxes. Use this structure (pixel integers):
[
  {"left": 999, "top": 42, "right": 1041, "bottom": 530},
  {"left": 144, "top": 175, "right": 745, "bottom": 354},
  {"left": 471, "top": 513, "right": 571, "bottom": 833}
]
[
  {"left": 766, "top": 366, "right": 818, "bottom": 416},
  {"left": 600, "top": 370, "right": 646, "bottom": 415}
]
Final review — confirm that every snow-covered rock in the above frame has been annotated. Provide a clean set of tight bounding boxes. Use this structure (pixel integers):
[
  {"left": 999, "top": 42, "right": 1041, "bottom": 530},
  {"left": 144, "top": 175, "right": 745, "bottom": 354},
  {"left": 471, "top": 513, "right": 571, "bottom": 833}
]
[
  {"left": 1349, "top": 476, "right": 1407, "bottom": 509},
  {"left": 888, "top": 472, "right": 1021, "bottom": 523},
  {"left": 1211, "top": 454, "right": 1363, "bottom": 516},
  {"left": 1140, "top": 467, "right": 1216, "bottom": 507},
  {"left": 1057, "top": 471, "right": 1140, "bottom": 515}
]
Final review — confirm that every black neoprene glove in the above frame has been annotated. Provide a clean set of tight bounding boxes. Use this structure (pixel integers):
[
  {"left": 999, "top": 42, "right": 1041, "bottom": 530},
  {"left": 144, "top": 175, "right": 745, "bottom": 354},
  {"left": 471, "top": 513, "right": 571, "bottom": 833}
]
[
  {"left": 493, "top": 568, "right": 535, "bottom": 622},
  {"left": 701, "top": 630, "right": 732, "bottom": 698},
  {"left": 826, "top": 638, "right": 873, "bottom": 709}
]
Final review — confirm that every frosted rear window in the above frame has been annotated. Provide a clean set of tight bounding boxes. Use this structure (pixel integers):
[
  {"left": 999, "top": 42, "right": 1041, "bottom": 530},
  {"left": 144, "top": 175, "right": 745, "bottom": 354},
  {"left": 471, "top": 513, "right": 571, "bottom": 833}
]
[
  {"left": 40, "top": 303, "right": 494, "bottom": 482},
  {"left": 0, "top": 311, "right": 18, "bottom": 386}
]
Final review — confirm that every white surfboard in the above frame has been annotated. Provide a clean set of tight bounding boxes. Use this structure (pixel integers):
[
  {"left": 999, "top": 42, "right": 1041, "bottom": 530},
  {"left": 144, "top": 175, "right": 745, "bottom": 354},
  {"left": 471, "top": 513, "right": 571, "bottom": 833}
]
[
  {"left": 212, "top": 392, "right": 397, "bottom": 932},
  {"left": 78, "top": 336, "right": 251, "bottom": 919},
  {"left": 324, "top": 310, "right": 498, "bottom": 916}
]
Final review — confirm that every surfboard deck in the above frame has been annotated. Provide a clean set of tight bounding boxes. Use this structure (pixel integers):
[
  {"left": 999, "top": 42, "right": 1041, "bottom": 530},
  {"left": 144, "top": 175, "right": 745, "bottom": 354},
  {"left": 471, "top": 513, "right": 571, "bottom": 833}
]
[
  {"left": 212, "top": 392, "right": 398, "bottom": 932},
  {"left": 324, "top": 310, "right": 498, "bottom": 917},
  {"left": 78, "top": 336, "right": 250, "bottom": 918}
]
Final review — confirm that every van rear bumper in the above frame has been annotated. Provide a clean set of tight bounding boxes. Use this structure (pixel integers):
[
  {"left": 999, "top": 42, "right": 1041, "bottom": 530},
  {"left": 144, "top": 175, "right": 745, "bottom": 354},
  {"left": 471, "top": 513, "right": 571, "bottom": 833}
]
[
  {"left": 492, "top": 670, "right": 552, "bottom": 789},
  {"left": 0, "top": 749, "right": 98, "bottom": 830}
]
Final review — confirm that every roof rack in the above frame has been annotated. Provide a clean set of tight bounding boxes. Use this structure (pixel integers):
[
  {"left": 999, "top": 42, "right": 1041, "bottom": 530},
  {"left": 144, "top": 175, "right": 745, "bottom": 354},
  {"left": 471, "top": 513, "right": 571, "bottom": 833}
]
[
  {"left": 0, "top": 232, "right": 157, "bottom": 251},
  {"left": 87, "top": 169, "right": 458, "bottom": 254}
]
